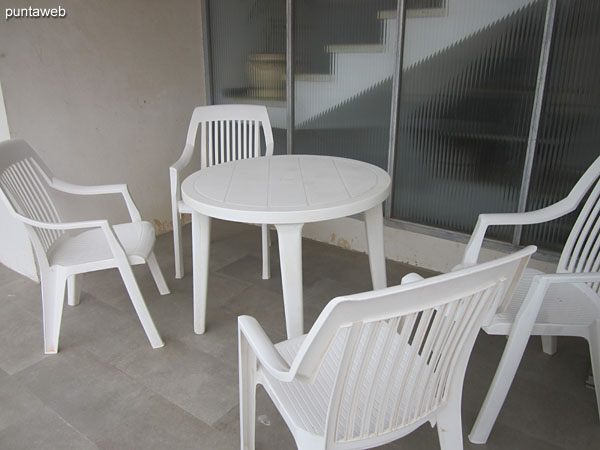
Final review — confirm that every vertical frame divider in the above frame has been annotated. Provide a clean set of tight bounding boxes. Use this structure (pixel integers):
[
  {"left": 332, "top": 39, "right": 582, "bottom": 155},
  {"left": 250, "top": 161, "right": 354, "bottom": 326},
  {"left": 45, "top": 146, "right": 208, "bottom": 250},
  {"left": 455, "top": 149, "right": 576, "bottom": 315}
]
[
  {"left": 385, "top": 0, "right": 407, "bottom": 219},
  {"left": 200, "top": 0, "right": 213, "bottom": 105},
  {"left": 513, "top": 0, "right": 557, "bottom": 246},
  {"left": 286, "top": 0, "right": 294, "bottom": 155}
]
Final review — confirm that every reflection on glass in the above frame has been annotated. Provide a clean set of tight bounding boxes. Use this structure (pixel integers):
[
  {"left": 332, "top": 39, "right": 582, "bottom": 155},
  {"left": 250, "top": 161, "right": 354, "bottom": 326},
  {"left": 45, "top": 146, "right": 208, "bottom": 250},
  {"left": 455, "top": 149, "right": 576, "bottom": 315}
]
[
  {"left": 293, "top": 0, "right": 397, "bottom": 169},
  {"left": 392, "top": 1, "right": 546, "bottom": 240},
  {"left": 209, "top": 0, "right": 286, "bottom": 104},
  {"left": 522, "top": 0, "right": 600, "bottom": 251}
]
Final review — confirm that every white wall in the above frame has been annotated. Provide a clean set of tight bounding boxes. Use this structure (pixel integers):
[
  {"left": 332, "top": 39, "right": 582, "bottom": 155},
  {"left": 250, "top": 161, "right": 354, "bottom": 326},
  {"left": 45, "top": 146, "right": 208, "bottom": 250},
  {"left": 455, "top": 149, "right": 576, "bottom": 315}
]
[
  {"left": 304, "top": 217, "right": 557, "bottom": 274},
  {"left": 0, "top": 0, "right": 206, "bottom": 236}
]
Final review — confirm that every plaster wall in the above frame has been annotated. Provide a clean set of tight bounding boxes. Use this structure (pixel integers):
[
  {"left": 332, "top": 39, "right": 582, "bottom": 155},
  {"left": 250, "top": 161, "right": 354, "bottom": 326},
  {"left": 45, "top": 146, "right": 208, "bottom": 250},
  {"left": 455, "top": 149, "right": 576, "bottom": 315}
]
[
  {"left": 0, "top": 0, "right": 206, "bottom": 239},
  {"left": 304, "top": 217, "right": 557, "bottom": 274}
]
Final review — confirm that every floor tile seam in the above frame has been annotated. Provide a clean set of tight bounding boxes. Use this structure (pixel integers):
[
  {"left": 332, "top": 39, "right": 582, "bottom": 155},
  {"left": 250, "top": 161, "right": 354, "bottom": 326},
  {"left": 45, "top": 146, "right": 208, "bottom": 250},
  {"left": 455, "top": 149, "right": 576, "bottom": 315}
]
[
  {"left": 72, "top": 290, "right": 161, "bottom": 329},
  {"left": 2, "top": 342, "right": 57, "bottom": 376},
  {"left": 210, "top": 280, "right": 260, "bottom": 314},
  {"left": 81, "top": 349, "right": 218, "bottom": 429},
  {"left": 219, "top": 294, "right": 286, "bottom": 343},
  {"left": 51, "top": 407, "right": 102, "bottom": 450},
  {"left": 210, "top": 270, "right": 255, "bottom": 291},
  {"left": 109, "top": 365, "right": 232, "bottom": 430},
  {"left": 2, "top": 371, "right": 100, "bottom": 447},
  {"left": 107, "top": 345, "right": 240, "bottom": 427},
  {"left": 466, "top": 404, "right": 592, "bottom": 450},
  {"left": 158, "top": 334, "right": 241, "bottom": 372},
  {"left": 210, "top": 229, "right": 258, "bottom": 245},
  {"left": 210, "top": 403, "right": 238, "bottom": 432}
]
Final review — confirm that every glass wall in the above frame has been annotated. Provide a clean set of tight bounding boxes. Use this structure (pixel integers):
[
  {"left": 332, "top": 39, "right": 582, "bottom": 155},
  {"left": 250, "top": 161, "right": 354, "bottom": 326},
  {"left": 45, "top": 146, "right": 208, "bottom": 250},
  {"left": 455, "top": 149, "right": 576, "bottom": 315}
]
[
  {"left": 206, "top": 0, "right": 600, "bottom": 252},
  {"left": 392, "top": 0, "right": 547, "bottom": 240},
  {"left": 522, "top": 0, "right": 600, "bottom": 251},
  {"left": 209, "top": 0, "right": 286, "bottom": 104},
  {"left": 208, "top": 0, "right": 287, "bottom": 153},
  {"left": 292, "top": 0, "right": 397, "bottom": 169}
]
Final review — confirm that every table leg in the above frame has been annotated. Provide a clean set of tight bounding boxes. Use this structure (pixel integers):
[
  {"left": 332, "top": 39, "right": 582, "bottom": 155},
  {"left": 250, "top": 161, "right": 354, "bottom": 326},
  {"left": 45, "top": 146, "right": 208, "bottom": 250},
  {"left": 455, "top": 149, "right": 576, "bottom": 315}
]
[
  {"left": 275, "top": 223, "right": 304, "bottom": 339},
  {"left": 192, "top": 211, "right": 211, "bottom": 334},
  {"left": 364, "top": 203, "right": 387, "bottom": 290}
]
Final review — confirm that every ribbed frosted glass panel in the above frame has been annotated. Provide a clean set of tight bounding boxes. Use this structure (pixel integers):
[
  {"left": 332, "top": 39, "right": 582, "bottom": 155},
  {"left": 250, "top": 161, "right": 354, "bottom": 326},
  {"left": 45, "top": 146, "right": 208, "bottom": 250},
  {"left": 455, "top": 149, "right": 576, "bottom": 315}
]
[
  {"left": 293, "top": 0, "right": 397, "bottom": 169},
  {"left": 392, "top": 1, "right": 546, "bottom": 240},
  {"left": 521, "top": 0, "right": 600, "bottom": 251},
  {"left": 209, "top": 0, "right": 286, "bottom": 104}
]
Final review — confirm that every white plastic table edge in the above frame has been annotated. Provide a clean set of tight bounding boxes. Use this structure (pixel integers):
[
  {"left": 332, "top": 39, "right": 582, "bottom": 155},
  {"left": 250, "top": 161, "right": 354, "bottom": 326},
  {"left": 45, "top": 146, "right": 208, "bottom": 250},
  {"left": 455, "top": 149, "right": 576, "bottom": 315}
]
[{"left": 181, "top": 155, "right": 392, "bottom": 225}]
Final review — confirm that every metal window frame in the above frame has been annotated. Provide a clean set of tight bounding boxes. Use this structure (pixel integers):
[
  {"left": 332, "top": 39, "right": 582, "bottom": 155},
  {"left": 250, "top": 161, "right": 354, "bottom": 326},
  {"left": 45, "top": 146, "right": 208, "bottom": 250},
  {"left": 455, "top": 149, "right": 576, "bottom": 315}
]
[
  {"left": 385, "top": 0, "right": 407, "bottom": 218},
  {"left": 200, "top": 0, "right": 213, "bottom": 105},
  {"left": 286, "top": 0, "right": 294, "bottom": 155},
  {"left": 513, "top": 0, "right": 557, "bottom": 246}
]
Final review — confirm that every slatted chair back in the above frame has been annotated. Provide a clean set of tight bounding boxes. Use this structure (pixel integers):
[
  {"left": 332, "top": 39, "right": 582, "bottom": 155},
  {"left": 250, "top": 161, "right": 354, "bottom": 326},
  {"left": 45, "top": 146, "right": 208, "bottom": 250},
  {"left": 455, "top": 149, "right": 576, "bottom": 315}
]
[
  {"left": 186, "top": 104, "right": 274, "bottom": 169},
  {"left": 0, "top": 140, "right": 62, "bottom": 260},
  {"left": 288, "top": 246, "right": 534, "bottom": 448},
  {"left": 557, "top": 161, "right": 600, "bottom": 286}
]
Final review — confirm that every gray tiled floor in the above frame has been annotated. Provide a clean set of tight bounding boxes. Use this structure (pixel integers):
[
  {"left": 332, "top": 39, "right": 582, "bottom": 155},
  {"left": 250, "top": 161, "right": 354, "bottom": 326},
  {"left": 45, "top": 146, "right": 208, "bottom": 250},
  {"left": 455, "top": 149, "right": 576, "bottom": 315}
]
[{"left": 0, "top": 220, "right": 598, "bottom": 449}]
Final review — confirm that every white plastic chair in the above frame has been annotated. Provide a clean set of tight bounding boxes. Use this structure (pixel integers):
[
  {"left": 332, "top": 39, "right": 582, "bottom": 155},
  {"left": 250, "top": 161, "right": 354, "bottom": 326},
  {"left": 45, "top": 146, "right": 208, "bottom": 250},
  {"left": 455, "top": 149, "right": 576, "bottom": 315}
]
[
  {"left": 169, "top": 104, "right": 274, "bottom": 280},
  {"left": 463, "top": 155, "right": 600, "bottom": 444},
  {"left": 0, "top": 139, "right": 169, "bottom": 354},
  {"left": 238, "top": 246, "right": 535, "bottom": 450}
]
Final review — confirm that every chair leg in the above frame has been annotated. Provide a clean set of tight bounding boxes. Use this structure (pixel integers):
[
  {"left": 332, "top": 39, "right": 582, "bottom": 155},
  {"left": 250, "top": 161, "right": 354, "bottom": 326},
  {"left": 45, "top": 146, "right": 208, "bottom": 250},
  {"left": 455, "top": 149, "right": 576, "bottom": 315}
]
[
  {"left": 239, "top": 330, "right": 257, "bottom": 450},
  {"left": 541, "top": 335, "right": 557, "bottom": 355},
  {"left": 364, "top": 203, "right": 387, "bottom": 290},
  {"left": 589, "top": 320, "right": 600, "bottom": 420},
  {"left": 67, "top": 274, "right": 82, "bottom": 306},
  {"left": 261, "top": 224, "right": 271, "bottom": 280},
  {"left": 41, "top": 270, "right": 67, "bottom": 354},
  {"left": 469, "top": 329, "right": 532, "bottom": 444},
  {"left": 147, "top": 251, "right": 170, "bottom": 295},
  {"left": 470, "top": 278, "right": 548, "bottom": 444},
  {"left": 173, "top": 208, "right": 184, "bottom": 279},
  {"left": 117, "top": 263, "right": 164, "bottom": 349},
  {"left": 436, "top": 394, "right": 463, "bottom": 450}
]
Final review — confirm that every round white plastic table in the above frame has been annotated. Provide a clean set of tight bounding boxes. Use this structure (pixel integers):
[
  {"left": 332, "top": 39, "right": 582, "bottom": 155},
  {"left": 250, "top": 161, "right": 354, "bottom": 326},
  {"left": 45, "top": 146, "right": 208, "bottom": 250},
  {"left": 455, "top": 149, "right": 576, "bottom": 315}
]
[{"left": 181, "top": 154, "right": 391, "bottom": 338}]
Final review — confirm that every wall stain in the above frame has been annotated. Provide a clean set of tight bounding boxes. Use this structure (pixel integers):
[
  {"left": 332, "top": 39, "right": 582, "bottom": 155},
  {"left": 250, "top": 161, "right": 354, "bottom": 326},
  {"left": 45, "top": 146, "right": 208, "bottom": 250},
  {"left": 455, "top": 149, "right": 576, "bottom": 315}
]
[
  {"left": 153, "top": 215, "right": 191, "bottom": 235},
  {"left": 336, "top": 237, "right": 351, "bottom": 249},
  {"left": 153, "top": 219, "right": 171, "bottom": 235}
]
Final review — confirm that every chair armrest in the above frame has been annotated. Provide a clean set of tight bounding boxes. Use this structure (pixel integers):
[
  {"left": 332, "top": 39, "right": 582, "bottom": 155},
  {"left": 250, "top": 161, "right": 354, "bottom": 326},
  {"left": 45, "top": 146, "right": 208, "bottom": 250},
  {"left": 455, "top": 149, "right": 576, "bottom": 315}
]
[
  {"left": 50, "top": 178, "right": 142, "bottom": 222},
  {"left": 14, "top": 212, "right": 109, "bottom": 232},
  {"left": 238, "top": 315, "right": 294, "bottom": 382},
  {"left": 538, "top": 271, "right": 600, "bottom": 285},
  {"left": 17, "top": 212, "right": 134, "bottom": 268},
  {"left": 401, "top": 273, "right": 424, "bottom": 284},
  {"left": 170, "top": 144, "right": 195, "bottom": 206},
  {"left": 506, "top": 271, "right": 600, "bottom": 321},
  {"left": 462, "top": 199, "right": 577, "bottom": 266},
  {"left": 170, "top": 144, "right": 195, "bottom": 172}
]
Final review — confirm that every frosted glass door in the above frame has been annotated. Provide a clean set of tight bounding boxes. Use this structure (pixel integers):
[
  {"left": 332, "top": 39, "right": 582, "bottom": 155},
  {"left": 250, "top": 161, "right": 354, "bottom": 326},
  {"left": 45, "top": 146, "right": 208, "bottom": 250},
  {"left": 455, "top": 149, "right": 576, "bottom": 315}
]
[
  {"left": 293, "top": 0, "right": 397, "bottom": 169},
  {"left": 392, "top": 1, "right": 547, "bottom": 240},
  {"left": 522, "top": 0, "right": 600, "bottom": 251}
]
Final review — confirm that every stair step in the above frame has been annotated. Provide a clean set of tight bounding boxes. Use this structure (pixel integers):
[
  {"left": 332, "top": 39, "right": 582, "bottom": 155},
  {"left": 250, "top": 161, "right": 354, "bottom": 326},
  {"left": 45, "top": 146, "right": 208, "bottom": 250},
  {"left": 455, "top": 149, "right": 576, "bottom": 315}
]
[
  {"left": 377, "top": 10, "right": 396, "bottom": 20},
  {"left": 222, "top": 88, "right": 286, "bottom": 107},
  {"left": 296, "top": 73, "right": 335, "bottom": 82},
  {"left": 325, "top": 44, "right": 385, "bottom": 54}
]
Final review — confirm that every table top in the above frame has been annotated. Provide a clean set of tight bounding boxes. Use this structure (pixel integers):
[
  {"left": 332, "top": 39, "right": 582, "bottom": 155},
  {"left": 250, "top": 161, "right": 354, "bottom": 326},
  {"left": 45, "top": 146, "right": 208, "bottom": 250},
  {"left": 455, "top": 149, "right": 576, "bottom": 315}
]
[{"left": 181, "top": 155, "right": 391, "bottom": 224}]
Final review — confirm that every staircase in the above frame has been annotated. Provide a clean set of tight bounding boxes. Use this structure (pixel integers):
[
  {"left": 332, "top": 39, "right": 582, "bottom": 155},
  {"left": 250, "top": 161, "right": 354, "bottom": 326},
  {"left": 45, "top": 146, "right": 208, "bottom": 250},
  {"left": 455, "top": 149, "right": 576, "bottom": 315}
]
[{"left": 263, "top": 0, "right": 536, "bottom": 129}]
